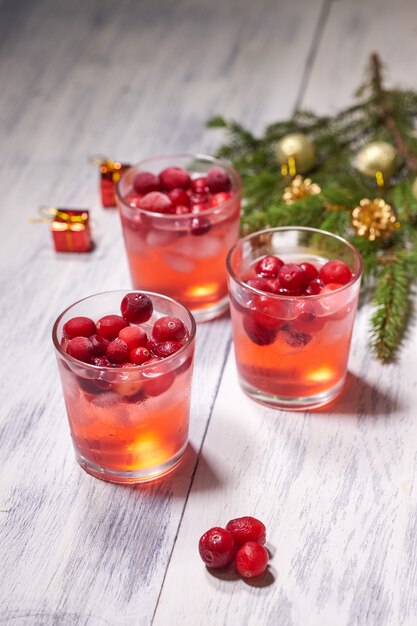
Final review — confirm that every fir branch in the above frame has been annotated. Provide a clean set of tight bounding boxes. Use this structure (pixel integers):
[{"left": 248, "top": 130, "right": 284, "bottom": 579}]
[{"left": 370, "top": 258, "right": 410, "bottom": 362}]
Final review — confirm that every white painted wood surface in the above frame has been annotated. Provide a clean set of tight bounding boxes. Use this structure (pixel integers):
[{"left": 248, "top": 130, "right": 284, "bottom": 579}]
[{"left": 0, "top": 0, "right": 416, "bottom": 625}]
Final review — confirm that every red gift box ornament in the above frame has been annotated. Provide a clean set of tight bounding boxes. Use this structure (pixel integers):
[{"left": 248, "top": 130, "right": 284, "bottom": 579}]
[
  {"left": 90, "top": 155, "right": 130, "bottom": 208},
  {"left": 32, "top": 206, "right": 93, "bottom": 253}
]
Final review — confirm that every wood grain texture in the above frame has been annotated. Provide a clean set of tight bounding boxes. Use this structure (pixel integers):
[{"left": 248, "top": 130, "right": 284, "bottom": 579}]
[
  {"left": 0, "top": 0, "right": 325, "bottom": 624},
  {"left": 154, "top": 0, "right": 417, "bottom": 624}
]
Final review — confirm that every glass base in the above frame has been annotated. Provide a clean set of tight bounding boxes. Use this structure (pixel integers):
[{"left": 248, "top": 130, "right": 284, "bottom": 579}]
[
  {"left": 190, "top": 295, "right": 229, "bottom": 323},
  {"left": 75, "top": 441, "right": 188, "bottom": 484},
  {"left": 239, "top": 375, "right": 346, "bottom": 411}
]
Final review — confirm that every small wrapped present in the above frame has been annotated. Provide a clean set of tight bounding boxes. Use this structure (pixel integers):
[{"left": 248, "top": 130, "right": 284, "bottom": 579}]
[
  {"left": 92, "top": 156, "right": 130, "bottom": 208},
  {"left": 49, "top": 208, "right": 92, "bottom": 253}
]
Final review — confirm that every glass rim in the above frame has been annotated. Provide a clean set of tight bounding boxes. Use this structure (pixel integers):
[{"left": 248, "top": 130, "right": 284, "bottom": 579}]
[
  {"left": 52, "top": 289, "right": 197, "bottom": 372},
  {"left": 115, "top": 152, "right": 242, "bottom": 219},
  {"left": 226, "top": 226, "right": 363, "bottom": 301}
]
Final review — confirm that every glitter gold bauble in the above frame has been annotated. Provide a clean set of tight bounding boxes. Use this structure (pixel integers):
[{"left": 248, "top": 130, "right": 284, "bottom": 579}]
[
  {"left": 276, "top": 133, "right": 315, "bottom": 174},
  {"left": 282, "top": 175, "right": 321, "bottom": 205},
  {"left": 355, "top": 141, "right": 400, "bottom": 179},
  {"left": 412, "top": 177, "right": 417, "bottom": 201},
  {"left": 352, "top": 198, "right": 398, "bottom": 241}
]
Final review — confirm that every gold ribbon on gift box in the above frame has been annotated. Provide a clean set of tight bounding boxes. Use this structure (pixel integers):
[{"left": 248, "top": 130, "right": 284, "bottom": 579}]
[
  {"left": 30, "top": 206, "right": 89, "bottom": 252},
  {"left": 89, "top": 154, "right": 126, "bottom": 183}
]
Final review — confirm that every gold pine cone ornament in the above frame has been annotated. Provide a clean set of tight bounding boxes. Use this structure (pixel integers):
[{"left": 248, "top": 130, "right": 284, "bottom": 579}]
[
  {"left": 352, "top": 198, "right": 398, "bottom": 241},
  {"left": 282, "top": 175, "right": 321, "bottom": 205}
]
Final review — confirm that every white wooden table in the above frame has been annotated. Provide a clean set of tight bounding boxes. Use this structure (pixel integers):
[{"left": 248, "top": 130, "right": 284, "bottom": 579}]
[{"left": 1, "top": 0, "right": 417, "bottom": 624}]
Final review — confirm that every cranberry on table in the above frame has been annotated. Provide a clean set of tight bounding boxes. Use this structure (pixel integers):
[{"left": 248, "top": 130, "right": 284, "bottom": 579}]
[
  {"left": 89, "top": 333, "right": 109, "bottom": 356},
  {"left": 278, "top": 263, "right": 307, "bottom": 290},
  {"left": 198, "top": 527, "right": 236, "bottom": 569},
  {"left": 206, "top": 166, "right": 232, "bottom": 193},
  {"left": 320, "top": 260, "right": 353, "bottom": 286},
  {"left": 133, "top": 171, "right": 160, "bottom": 195},
  {"left": 190, "top": 216, "right": 211, "bottom": 236},
  {"left": 139, "top": 191, "right": 172, "bottom": 214},
  {"left": 255, "top": 255, "right": 284, "bottom": 278},
  {"left": 168, "top": 188, "right": 190, "bottom": 207},
  {"left": 66, "top": 337, "right": 94, "bottom": 363},
  {"left": 159, "top": 166, "right": 191, "bottom": 191},
  {"left": 106, "top": 339, "right": 129, "bottom": 365},
  {"left": 118, "top": 325, "right": 147, "bottom": 351},
  {"left": 63, "top": 316, "right": 96, "bottom": 339},
  {"left": 121, "top": 292, "right": 153, "bottom": 324},
  {"left": 129, "top": 346, "right": 151, "bottom": 365},
  {"left": 235, "top": 542, "right": 269, "bottom": 579},
  {"left": 96, "top": 314, "right": 129, "bottom": 340},
  {"left": 225, "top": 516, "right": 266, "bottom": 548},
  {"left": 153, "top": 316, "right": 187, "bottom": 342}
]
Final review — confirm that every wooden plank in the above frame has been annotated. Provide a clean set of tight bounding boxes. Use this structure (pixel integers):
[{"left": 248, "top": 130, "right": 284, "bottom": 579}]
[
  {"left": 0, "top": 0, "right": 324, "bottom": 623},
  {"left": 154, "top": 0, "right": 417, "bottom": 624}
]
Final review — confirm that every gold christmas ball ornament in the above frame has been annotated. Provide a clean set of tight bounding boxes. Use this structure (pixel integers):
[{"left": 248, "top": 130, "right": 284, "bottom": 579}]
[
  {"left": 276, "top": 133, "right": 315, "bottom": 174},
  {"left": 355, "top": 141, "right": 401, "bottom": 180},
  {"left": 412, "top": 177, "right": 417, "bottom": 201},
  {"left": 282, "top": 175, "right": 321, "bottom": 205},
  {"left": 352, "top": 198, "right": 399, "bottom": 241}
]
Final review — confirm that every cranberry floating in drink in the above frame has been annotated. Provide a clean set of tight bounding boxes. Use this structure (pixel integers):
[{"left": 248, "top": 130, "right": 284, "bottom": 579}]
[
  {"left": 116, "top": 155, "right": 242, "bottom": 322},
  {"left": 227, "top": 227, "right": 363, "bottom": 410},
  {"left": 53, "top": 291, "right": 196, "bottom": 483}
]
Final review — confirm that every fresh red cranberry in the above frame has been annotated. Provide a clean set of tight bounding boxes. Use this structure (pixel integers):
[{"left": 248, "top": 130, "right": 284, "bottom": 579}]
[
  {"left": 209, "top": 192, "right": 232, "bottom": 207},
  {"left": 190, "top": 192, "right": 209, "bottom": 205},
  {"left": 160, "top": 167, "right": 191, "bottom": 191},
  {"left": 121, "top": 293, "right": 153, "bottom": 324},
  {"left": 124, "top": 191, "right": 143, "bottom": 208},
  {"left": 133, "top": 171, "right": 160, "bottom": 195},
  {"left": 139, "top": 191, "right": 172, "bottom": 214},
  {"left": 246, "top": 277, "right": 274, "bottom": 293},
  {"left": 146, "top": 337, "right": 159, "bottom": 356},
  {"left": 118, "top": 325, "right": 147, "bottom": 351},
  {"left": 89, "top": 334, "right": 109, "bottom": 356},
  {"left": 226, "top": 516, "right": 266, "bottom": 548},
  {"left": 152, "top": 316, "right": 186, "bottom": 342},
  {"left": 278, "top": 263, "right": 307, "bottom": 289},
  {"left": 207, "top": 166, "right": 232, "bottom": 193},
  {"left": 320, "top": 283, "right": 343, "bottom": 294},
  {"left": 291, "top": 301, "right": 326, "bottom": 333},
  {"left": 63, "top": 316, "right": 96, "bottom": 339},
  {"left": 106, "top": 339, "right": 129, "bottom": 365},
  {"left": 91, "top": 356, "right": 110, "bottom": 367},
  {"left": 143, "top": 358, "right": 176, "bottom": 396},
  {"left": 191, "top": 177, "right": 208, "bottom": 193},
  {"left": 243, "top": 315, "right": 277, "bottom": 346},
  {"left": 255, "top": 255, "right": 284, "bottom": 278},
  {"left": 129, "top": 346, "right": 151, "bottom": 365},
  {"left": 304, "top": 279, "right": 323, "bottom": 295},
  {"left": 96, "top": 315, "right": 129, "bottom": 340},
  {"left": 320, "top": 260, "right": 352, "bottom": 286},
  {"left": 191, "top": 203, "right": 209, "bottom": 214},
  {"left": 190, "top": 216, "right": 211, "bottom": 236},
  {"left": 151, "top": 340, "right": 183, "bottom": 358},
  {"left": 235, "top": 542, "right": 269, "bottom": 578},
  {"left": 66, "top": 337, "right": 93, "bottom": 363},
  {"left": 250, "top": 296, "right": 286, "bottom": 330},
  {"left": 198, "top": 527, "right": 236, "bottom": 569},
  {"left": 300, "top": 262, "right": 319, "bottom": 282},
  {"left": 168, "top": 188, "right": 190, "bottom": 207},
  {"left": 266, "top": 278, "right": 281, "bottom": 294},
  {"left": 171, "top": 204, "right": 191, "bottom": 215},
  {"left": 276, "top": 286, "right": 303, "bottom": 296}
]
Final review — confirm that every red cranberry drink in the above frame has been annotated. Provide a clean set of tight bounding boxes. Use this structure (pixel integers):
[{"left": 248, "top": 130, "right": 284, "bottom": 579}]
[
  {"left": 116, "top": 155, "right": 241, "bottom": 322},
  {"left": 53, "top": 291, "right": 196, "bottom": 482},
  {"left": 227, "top": 227, "right": 363, "bottom": 410}
]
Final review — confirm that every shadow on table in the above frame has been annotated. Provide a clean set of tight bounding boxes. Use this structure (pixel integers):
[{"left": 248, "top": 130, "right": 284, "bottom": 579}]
[
  {"left": 321, "top": 371, "right": 402, "bottom": 417},
  {"left": 206, "top": 563, "right": 276, "bottom": 587}
]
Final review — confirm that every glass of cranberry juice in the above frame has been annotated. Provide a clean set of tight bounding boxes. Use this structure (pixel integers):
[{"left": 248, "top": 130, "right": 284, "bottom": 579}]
[
  {"left": 116, "top": 154, "right": 241, "bottom": 322},
  {"left": 52, "top": 291, "right": 196, "bottom": 483},
  {"left": 227, "top": 227, "right": 363, "bottom": 410}
]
